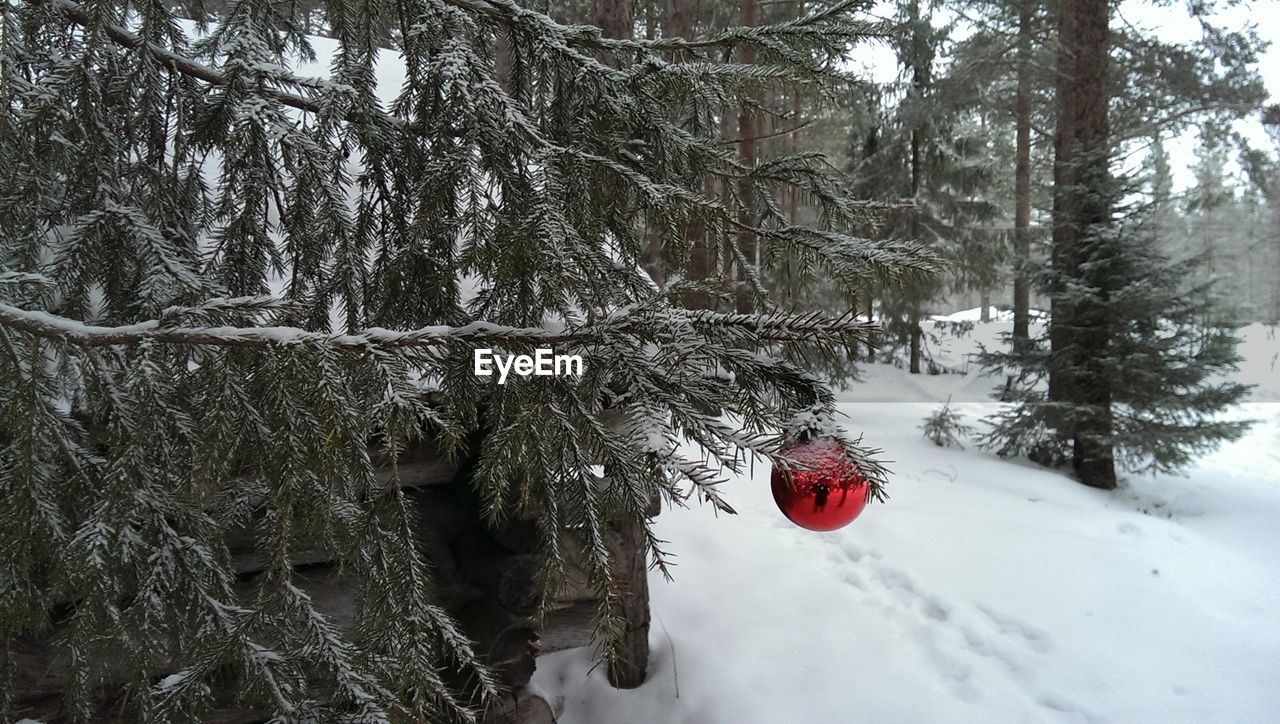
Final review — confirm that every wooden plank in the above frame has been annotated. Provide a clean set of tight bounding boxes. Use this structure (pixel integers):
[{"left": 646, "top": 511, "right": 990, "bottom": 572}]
[{"left": 539, "top": 602, "right": 598, "bottom": 654}]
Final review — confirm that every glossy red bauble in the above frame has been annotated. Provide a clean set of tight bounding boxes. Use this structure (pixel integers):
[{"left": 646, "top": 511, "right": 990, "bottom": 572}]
[{"left": 771, "top": 438, "right": 869, "bottom": 532}]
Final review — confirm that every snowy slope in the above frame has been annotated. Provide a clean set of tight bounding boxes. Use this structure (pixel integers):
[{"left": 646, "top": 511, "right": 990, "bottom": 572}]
[{"left": 533, "top": 315, "right": 1280, "bottom": 723}]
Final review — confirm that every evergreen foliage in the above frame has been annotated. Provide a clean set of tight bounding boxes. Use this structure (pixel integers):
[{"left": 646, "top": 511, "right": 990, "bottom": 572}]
[
  {"left": 844, "top": 0, "right": 1001, "bottom": 371},
  {"left": 920, "top": 397, "right": 973, "bottom": 449},
  {"left": 0, "top": 0, "right": 936, "bottom": 719},
  {"left": 975, "top": 0, "right": 1265, "bottom": 488},
  {"left": 980, "top": 185, "right": 1254, "bottom": 476}
]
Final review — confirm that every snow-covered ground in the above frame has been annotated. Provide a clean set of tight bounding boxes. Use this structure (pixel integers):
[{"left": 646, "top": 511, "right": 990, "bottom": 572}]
[{"left": 534, "top": 311, "right": 1280, "bottom": 723}]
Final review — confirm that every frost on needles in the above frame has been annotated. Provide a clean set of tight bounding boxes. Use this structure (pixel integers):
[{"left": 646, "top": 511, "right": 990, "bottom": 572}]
[{"left": 0, "top": 1, "right": 936, "bottom": 720}]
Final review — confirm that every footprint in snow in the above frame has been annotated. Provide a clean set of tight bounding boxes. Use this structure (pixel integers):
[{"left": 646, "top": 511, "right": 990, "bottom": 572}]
[
  {"left": 1036, "top": 693, "right": 1103, "bottom": 723},
  {"left": 839, "top": 569, "right": 867, "bottom": 590},
  {"left": 960, "top": 626, "right": 1027, "bottom": 676},
  {"left": 1117, "top": 521, "right": 1142, "bottom": 536},
  {"left": 840, "top": 539, "right": 864, "bottom": 562},
  {"left": 920, "top": 599, "right": 949, "bottom": 622},
  {"left": 977, "top": 604, "right": 1053, "bottom": 653}
]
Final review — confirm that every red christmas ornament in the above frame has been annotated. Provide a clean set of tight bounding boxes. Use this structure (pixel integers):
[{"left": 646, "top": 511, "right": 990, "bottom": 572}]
[{"left": 771, "top": 437, "right": 869, "bottom": 531}]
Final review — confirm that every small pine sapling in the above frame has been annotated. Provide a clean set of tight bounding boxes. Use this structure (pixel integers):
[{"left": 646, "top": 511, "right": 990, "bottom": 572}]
[{"left": 920, "top": 397, "right": 975, "bottom": 449}]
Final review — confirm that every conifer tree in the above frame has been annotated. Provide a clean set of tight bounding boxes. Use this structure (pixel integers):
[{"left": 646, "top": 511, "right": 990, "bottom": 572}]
[
  {"left": 1240, "top": 117, "right": 1280, "bottom": 323},
  {"left": 0, "top": 0, "right": 936, "bottom": 719},
  {"left": 949, "top": 0, "right": 1057, "bottom": 341},
  {"left": 845, "top": 0, "right": 998, "bottom": 373},
  {"left": 981, "top": 0, "right": 1255, "bottom": 487}
]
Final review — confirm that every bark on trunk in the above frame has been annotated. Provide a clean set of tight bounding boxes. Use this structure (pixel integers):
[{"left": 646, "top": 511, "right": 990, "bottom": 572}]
[
  {"left": 734, "top": 0, "right": 759, "bottom": 314},
  {"left": 668, "top": 0, "right": 713, "bottom": 311},
  {"left": 605, "top": 517, "right": 651, "bottom": 688},
  {"left": 907, "top": 0, "right": 924, "bottom": 375},
  {"left": 592, "top": 0, "right": 632, "bottom": 40},
  {"left": 1012, "top": 2, "right": 1033, "bottom": 344},
  {"left": 1050, "top": 0, "right": 1117, "bottom": 490}
]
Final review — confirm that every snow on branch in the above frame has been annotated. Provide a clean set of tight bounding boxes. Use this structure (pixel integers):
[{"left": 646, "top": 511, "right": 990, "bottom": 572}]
[
  {"left": 680, "top": 309, "right": 879, "bottom": 343},
  {"left": 25, "top": 0, "right": 726, "bottom": 217},
  {"left": 25, "top": 0, "right": 332, "bottom": 114},
  {"left": 0, "top": 303, "right": 880, "bottom": 351},
  {"left": 448, "top": 0, "right": 894, "bottom": 55},
  {"left": 0, "top": 302, "right": 575, "bottom": 350}
]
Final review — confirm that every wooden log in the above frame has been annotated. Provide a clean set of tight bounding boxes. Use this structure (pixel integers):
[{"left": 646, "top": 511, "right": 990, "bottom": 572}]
[
  {"left": 605, "top": 517, "right": 651, "bottom": 689},
  {"left": 538, "top": 602, "right": 597, "bottom": 654},
  {"left": 481, "top": 688, "right": 558, "bottom": 724},
  {"left": 370, "top": 440, "right": 461, "bottom": 489}
]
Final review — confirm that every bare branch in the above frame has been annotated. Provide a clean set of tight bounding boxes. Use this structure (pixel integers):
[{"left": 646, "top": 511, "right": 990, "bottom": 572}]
[{"left": 721, "top": 119, "right": 814, "bottom": 145}]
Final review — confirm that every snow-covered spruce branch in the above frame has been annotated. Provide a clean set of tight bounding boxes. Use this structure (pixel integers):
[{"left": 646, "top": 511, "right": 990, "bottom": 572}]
[
  {"left": 28, "top": 0, "right": 883, "bottom": 125},
  {"left": 0, "top": 302, "right": 578, "bottom": 349},
  {"left": 26, "top": 0, "right": 882, "bottom": 278},
  {"left": 449, "top": 0, "right": 894, "bottom": 55},
  {"left": 22, "top": 0, "right": 328, "bottom": 114},
  {"left": 706, "top": 313, "right": 879, "bottom": 348},
  {"left": 0, "top": 303, "right": 881, "bottom": 350}
]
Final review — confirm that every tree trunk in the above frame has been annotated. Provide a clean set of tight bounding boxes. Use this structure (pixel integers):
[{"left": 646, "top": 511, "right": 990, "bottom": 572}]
[
  {"left": 864, "top": 291, "right": 875, "bottom": 362},
  {"left": 1050, "top": 0, "right": 1117, "bottom": 490},
  {"left": 1012, "top": 2, "right": 1033, "bottom": 344},
  {"left": 639, "top": 0, "right": 665, "bottom": 287},
  {"left": 605, "top": 516, "right": 651, "bottom": 688},
  {"left": 734, "top": 0, "right": 759, "bottom": 314},
  {"left": 909, "top": 309, "right": 922, "bottom": 374},
  {"left": 668, "top": 0, "right": 713, "bottom": 311},
  {"left": 908, "top": 117, "right": 923, "bottom": 373},
  {"left": 1272, "top": 201, "right": 1280, "bottom": 324},
  {"left": 592, "top": 0, "right": 632, "bottom": 39},
  {"left": 789, "top": 83, "right": 802, "bottom": 223},
  {"left": 907, "top": 0, "right": 924, "bottom": 375},
  {"left": 495, "top": 33, "right": 512, "bottom": 91}
]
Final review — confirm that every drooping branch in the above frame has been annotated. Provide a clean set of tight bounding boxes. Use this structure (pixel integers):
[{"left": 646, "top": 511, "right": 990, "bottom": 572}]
[
  {"left": 24, "top": 0, "right": 897, "bottom": 266},
  {"left": 26, "top": 0, "right": 888, "bottom": 119},
  {"left": 23, "top": 0, "right": 326, "bottom": 114},
  {"left": 445, "top": 0, "right": 894, "bottom": 55}
]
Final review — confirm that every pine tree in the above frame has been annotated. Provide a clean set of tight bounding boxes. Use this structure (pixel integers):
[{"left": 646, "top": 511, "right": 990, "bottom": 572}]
[
  {"left": 0, "top": 0, "right": 936, "bottom": 720},
  {"left": 949, "top": 0, "right": 1057, "bottom": 344},
  {"left": 1183, "top": 138, "right": 1235, "bottom": 284},
  {"left": 920, "top": 397, "right": 973, "bottom": 449},
  {"left": 981, "top": 0, "right": 1254, "bottom": 487},
  {"left": 981, "top": 194, "right": 1254, "bottom": 476},
  {"left": 845, "top": 0, "right": 999, "bottom": 374},
  {"left": 1240, "top": 119, "right": 1280, "bottom": 323},
  {"left": 1146, "top": 134, "right": 1175, "bottom": 258}
]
